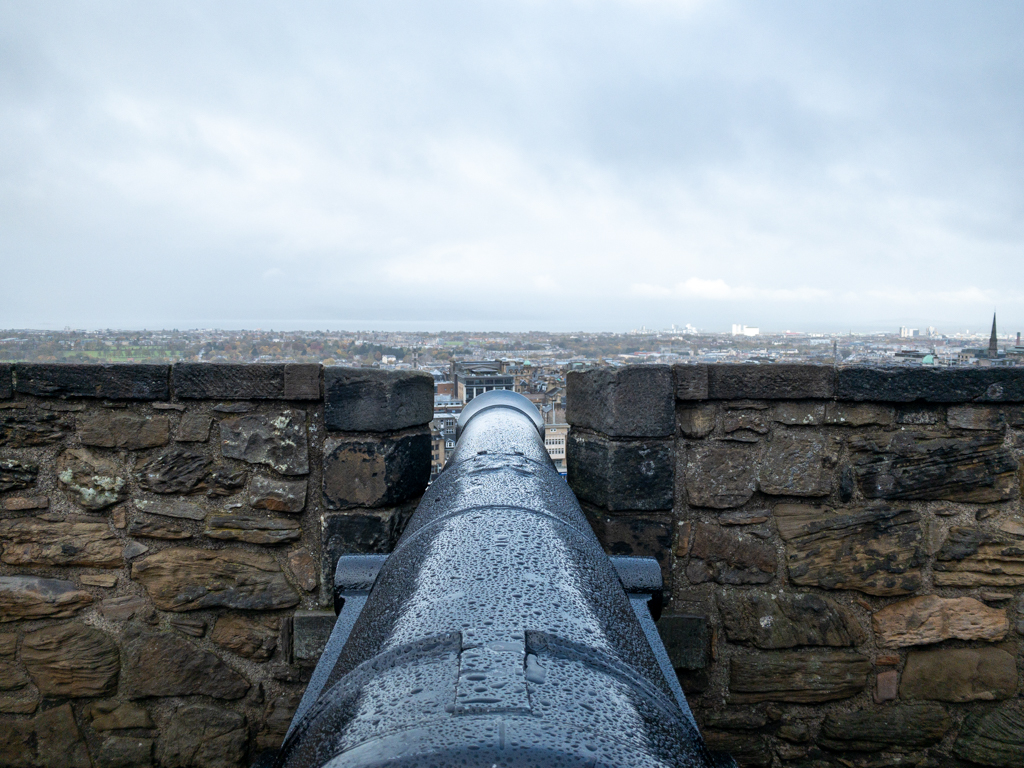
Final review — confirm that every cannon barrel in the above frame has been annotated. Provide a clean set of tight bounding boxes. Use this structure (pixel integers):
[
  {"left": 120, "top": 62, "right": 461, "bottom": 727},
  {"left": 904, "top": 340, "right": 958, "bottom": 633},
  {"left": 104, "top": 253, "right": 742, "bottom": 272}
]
[{"left": 273, "top": 390, "right": 728, "bottom": 768}]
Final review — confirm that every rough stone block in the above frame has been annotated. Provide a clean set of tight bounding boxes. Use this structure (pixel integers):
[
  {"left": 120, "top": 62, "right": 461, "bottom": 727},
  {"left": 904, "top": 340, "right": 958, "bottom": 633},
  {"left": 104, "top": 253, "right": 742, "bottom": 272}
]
[
  {"left": 0, "top": 364, "right": 11, "bottom": 399},
  {"left": 172, "top": 362, "right": 320, "bottom": 399},
  {"left": 287, "top": 547, "right": 319, "bottom": 592},
  {"left": 758, "top": 433, "right": 836, "bottom": 497},
  {"left": 135, "top": 448, "right": 212, "bottom": 494},
  {"left": 872, "top": 595, "right": 1009, "bottom": 647},
  {"left": 567, "top": 431, "right": 674, "bottom": 511},
  {"left": 824, "top": 402, "right": 894, "bottom": 426},
  {"left": 701, "top": 732, "right": 770, "bottom": 767},
  {"left": 35, "top": 703, "right": 90, "bottom": 768},
  {"left": 293, "top": 610, "right": 336, "bottom": 665},
  {"left": 729, "top": 650, "right": 870, "bottom": 703},
  {"left": 22, "top": 622, "right": 120, "bottom": 697},
  {"left": 57, "top": 448, "right": 128, "bottom": 510},
  {"left": 321, "top": 509, "right": 402, "bottom": 584},
  {"left": 954, "top": 705, "right": 1024, "bottom": 767},
  {"left": 0, "top": 409, "right": 71, "bottom": 447},
  {"left": 567, "top": 365, "right": 674, "bottom": 437},
  {"left": 900, "top": 646, "right": 1017, "bottom": 702},
  {"left": 124, "top": 630, "right": 249, "bottom": 699},
  {"left": 875, "top": 669, "right": 899, "bottom": 703},
  {"left": 584, "top": 510, "right": 672, "bottom": 571},
  {"left": 686, "top": 523, "right": 776, "bottom": 585},
  {"left": 948, "top": 405, "right": 1006, "bottom": 431},
  {"left": 210, "top": 614, "right": 278, "bottom": 661},
  {"left": 323, "top": 429, "right": 430, "bottom": 509},
  {"left": 85, "top": 701, "right": 154, "bottom": 731},
  {"left": 933, "top": 527, "right": 1024, "bottom": 586},
  {"left": 817, "top": 703, "right": 951, "bottom": 752},
  {"left": 155, "top": 704, "right": 247, "bottom": 768},
  {"left": 324, "top": 367, "right": 433, "bottom": 432},
  {"left": 673, "top": 364, "right": 709, "bottom": 401},
  {"left": 775, "top": 504, "right": 924, "bottom": 596},
  {"left": 0, "top": 518, "right": 124, "bottom": 568},
  {"left": 220, "top": 409, "right": 309, "bottom": 476},
  {"left": 132, "top": 547, "right": 299, "bottom": 611},
  {"left": 656, "top": 615, "right": 710, "bottom": 670},
  {"left": 677, "top": 403, "right": 715, "bottom": 438},
  {"left": 719, "top": 591, "right": 865, "bottom": 648},
  {"left": 78, "top": 411, "right": 169, "bottom": 449},
  {"left": 837, "top": 366, "right": 1024, "bottom": 403},
  {"left": 204, "top": 514, "right": 302, "bottom": 545},
  {"left": 0, "top": 457, "right": 38, "bottom": 493},
  {"left": 250, "top": 476, "right": 307, "bottom": 513},
  {"left": 13, "top": 363, "right": 170, "bottom": 399},
  {"left": 0, "top": 576, "right": 93, "bottom": 622},
  {"left": 771, "top": 402, "right": 825, "bottom": 425},
  {"left": 97, "top": 736, "right": 153, "bottom": 768},
  {"left": 176, "top": 413, "right": 212, "bottom": 442},
  {"left": 707, "top": 364, "right": 834, "bottom": 400},
  {"left": 683, "top": 441, "right": 756, "bottom": 509},
  {"left": 849, "top": 430, "right": 1019, "bottom": 502}
]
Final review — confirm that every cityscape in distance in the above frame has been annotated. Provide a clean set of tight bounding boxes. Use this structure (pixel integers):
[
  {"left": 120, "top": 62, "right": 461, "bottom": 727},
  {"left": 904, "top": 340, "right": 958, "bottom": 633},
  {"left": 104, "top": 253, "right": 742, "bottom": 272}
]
[{"left": 5, "top": 318, "right": 1022, "bottom": 480}]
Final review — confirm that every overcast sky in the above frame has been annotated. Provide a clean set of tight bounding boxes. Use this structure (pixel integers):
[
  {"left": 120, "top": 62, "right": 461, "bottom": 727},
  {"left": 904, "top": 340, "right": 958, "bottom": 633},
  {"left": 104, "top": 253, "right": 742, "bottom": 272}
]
[{"left": 1, "top": 1, "right": 1022, "bottom": 334}]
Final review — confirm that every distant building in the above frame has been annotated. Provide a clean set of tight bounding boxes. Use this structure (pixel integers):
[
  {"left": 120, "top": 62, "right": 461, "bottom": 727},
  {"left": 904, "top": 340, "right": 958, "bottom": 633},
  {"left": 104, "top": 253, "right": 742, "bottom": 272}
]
[
  {"left": 544, "top": 423, "right": 569, "bottom": 475},
  {"left": 731, "top": 325, "right": 759, "bottom": 337},
  {"left": 899, "top": 327, "right": 920, "bottom": 338},
  {"left": 451, "top": 361, "right": 515, "bottom": 402}
]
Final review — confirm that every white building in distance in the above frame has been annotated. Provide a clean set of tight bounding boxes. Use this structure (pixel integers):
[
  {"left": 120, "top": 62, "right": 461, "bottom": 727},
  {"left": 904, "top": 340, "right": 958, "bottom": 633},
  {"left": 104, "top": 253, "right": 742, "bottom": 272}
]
[{"left": 731, "top": 324, "right": 760, "bottom": 337}]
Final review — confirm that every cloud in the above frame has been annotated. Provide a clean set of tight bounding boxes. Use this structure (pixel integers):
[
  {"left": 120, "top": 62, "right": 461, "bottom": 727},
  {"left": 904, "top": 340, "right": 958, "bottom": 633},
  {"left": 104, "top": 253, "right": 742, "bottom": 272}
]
[{"left": 0, "top": 1, "right": 1022, "bottom": 332}]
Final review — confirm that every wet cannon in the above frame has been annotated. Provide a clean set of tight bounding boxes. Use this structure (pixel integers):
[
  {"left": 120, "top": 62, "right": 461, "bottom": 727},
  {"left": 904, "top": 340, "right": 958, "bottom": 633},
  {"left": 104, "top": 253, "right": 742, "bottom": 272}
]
[{"left": 267, "top": 390, "right": 733, "bottom": 768}]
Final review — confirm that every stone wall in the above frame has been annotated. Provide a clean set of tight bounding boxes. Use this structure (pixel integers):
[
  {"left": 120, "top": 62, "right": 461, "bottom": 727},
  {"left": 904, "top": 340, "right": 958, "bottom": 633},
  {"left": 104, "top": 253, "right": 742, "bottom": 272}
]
[
  {"left": 568, "top": 364, "right": 1024, "bottom": 768},
  {"left": 0, "top": 363, "right": 432, "bottom": 768}
]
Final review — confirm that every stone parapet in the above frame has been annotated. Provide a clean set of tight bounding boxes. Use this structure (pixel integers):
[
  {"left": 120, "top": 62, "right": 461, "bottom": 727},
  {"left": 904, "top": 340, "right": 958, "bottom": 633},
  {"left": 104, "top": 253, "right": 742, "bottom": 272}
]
[
  {"left": 567, "top": 363, "right": 1024, "bottom": 767},
  {"left": 0, "top": 363, "right": 431, "bottom": 768}
]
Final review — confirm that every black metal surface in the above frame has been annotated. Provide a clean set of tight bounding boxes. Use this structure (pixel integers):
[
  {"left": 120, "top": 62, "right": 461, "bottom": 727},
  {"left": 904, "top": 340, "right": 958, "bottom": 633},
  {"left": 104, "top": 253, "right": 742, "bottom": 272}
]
[{"left": 276, "top": 390, "right": 721, "bottom": 768}]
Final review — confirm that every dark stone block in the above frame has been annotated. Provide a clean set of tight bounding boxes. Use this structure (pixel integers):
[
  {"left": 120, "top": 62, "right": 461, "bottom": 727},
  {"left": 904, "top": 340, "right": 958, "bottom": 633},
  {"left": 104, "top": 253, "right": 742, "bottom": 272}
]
[
  {"left": 0, "top": 364, "right": 11, "bottom": 399},
  {"left": 686, "top": 522, "right": 777, "bottom": 585},
  {"left": 837, "top": 366, "right": 1024, "bottom": 403},
  {"left": 684, "top": 441, "right": 757, "bottom": 509},
  {"left": 701, "top": 732, "right": 771, "bottom": 768},
  {"left": 567, "top": 431, "right": 674, "bottom": 511},
  {"left": 321, "top": 508, "right": 407, "bottom": 587},
  {"left": 776, "top": 504, "right": 925, "bottom": 596},
  {"left": 955, "top": 705, "right": 1024, "bottom": 767},
  {"left": 849, "top": 430, "right": 1019, "bottom": 503},
  {"left": 818, "top": 703, "right": 951, "bottom": 752},
  {"left": 656, "top": 614, "right": 710, "bottom": 670},
  {"left": 566, "top": 365, "right": 674, "bottom": 437},
  {"left": 324, "top": 367, "right": 433, "bottom": 432},
  {"left": 729, "top": 650, "right": 870, "bottom": 703},
  {"left": 172, "top": 363, "right": 321, "bottom": 400},
  {"left": 673, "top": 364, "right": 709, "bottom": 401},
  {"left": 708, "top": 364, "right": 834, "bottom": 400},
  {"left": 718, "top": 591, "right": 866, "bottom": 649},
  {"left": 292, "top": 611, "right": 336, "bottom": 665},
  {"left": 13, "top": 363, "right": 169, "bottom": 399},
  {"left": 583, "top": 509, "right": 672, "bottom": 578},
  {"left": 322, "top": 430, "right": 430, "bottom": 509}
]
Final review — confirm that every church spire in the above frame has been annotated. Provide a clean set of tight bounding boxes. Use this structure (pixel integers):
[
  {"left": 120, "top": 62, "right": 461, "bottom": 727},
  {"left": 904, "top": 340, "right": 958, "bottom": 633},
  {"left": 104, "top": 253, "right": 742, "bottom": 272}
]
[{"left": 988, "top": 312, "right": 998, "bottom": 358}]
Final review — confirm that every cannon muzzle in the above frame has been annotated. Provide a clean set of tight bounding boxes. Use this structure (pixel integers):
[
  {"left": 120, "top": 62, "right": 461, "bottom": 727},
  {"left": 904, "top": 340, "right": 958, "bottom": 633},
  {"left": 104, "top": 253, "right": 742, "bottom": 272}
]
[{"left": 271, "top": 390, "right": 731, "bottom": 768}]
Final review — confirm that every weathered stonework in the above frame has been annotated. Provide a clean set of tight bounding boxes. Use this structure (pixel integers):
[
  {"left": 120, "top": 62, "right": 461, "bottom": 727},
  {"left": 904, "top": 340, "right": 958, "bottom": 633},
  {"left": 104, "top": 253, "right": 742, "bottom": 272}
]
[
  {"left": 0, "top": 576, "right": 93, "bottom": 621},
  {"left": 728, "top": 651, "right": 870, "bottom": 703},
  {"left": 57, "top": 448, "right": 128, "bottom": 509},
  {"left": 132, "top": 547, "right": 300, "bottom": 611},
  {"left": 78, "top": 410, "right": 169, "bottom": 449},
  {"left": 686, "top": 523, "right": 776, "bottom": 585},
  {"left": 324, "top": 367, "right": 433, "bottom": 432},
  {"left": 719, "top": 591, "right": 866, "bottom": 648},
  {"left": 22, "top": 622, "right": 120, "bottom": 697},
  {"left": 775, "top": 504, "right": 925, "bottom": 595},
  {"left": 933, "top": 526, "right": 1024, "bottom": 586},
  {"left": 817, "top": 703, "right": 951, "bottom": 752},
  {"left": 872, "top": 594, "right": 1009, "bottom": 647},
  {"left": 849, "top": 430, "right": 1020, "bottom": 502},
  {"left": 0, "top": 518, "right": 124, "bottom": 568},
  {"left": 322, "top": 430, "right": 431, "bottom": 509},
  {"left": 683, "top": 441, "right": 756, "bottom": 509},
  {"left": 900, "top": 646, "right": 1018, "bottom": 702},
  {"left": 220, "top": 409, "right": 309, "bottom": 475}
]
